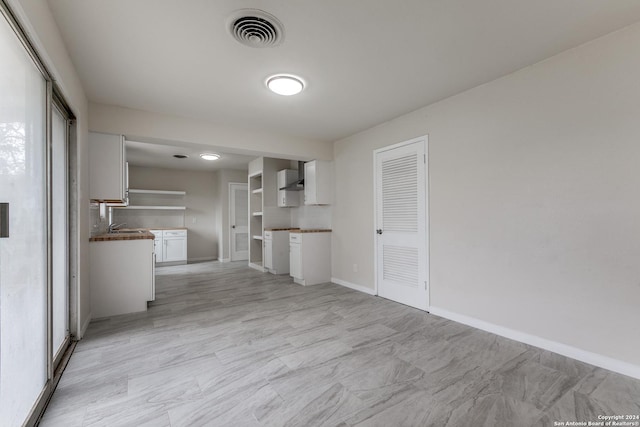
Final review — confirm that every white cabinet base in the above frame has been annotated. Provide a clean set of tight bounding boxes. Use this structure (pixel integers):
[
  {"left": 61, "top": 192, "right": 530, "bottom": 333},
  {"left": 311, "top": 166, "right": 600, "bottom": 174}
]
[
  {"left": 289, "top": 232, "right": 331, "bottom": 286},
  {"left": 152, "top": 229, "right": 187, "bottom": 266},
  {"left": 90, "top": 239, "right": 154, "bottom": 318},
  {"left": 265, "top": 230, "right": 291, "bottom": 275}
]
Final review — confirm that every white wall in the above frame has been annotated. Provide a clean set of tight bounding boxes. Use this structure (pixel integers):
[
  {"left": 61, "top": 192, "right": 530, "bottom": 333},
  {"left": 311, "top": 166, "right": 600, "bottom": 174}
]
[
  {"left": 8, "top": 0, "right": 91, "bottom": 337},
  {"left": 89, "top": 103, "right": 333, "bottom": 161},
  {"left": 125, "top": 166, "right": 219, "bottom": 262},
  {"left": 333, "top": 22, "right": 640, "bottom": 371}
]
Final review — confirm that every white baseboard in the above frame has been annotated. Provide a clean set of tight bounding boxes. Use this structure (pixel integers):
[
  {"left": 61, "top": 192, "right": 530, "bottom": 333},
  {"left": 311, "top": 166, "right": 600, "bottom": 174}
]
[
  {"left": 331, "top": 277, "right": 376, "bottom": 296},
  {"left": 248, "top": 262, "right": 266, "bottom": 272},
  {"left": 429, "top": 306, "right": 640, "bottom": 380},
  {"left": 187, "top": 256, "right": 216, "bottom": 263},
  {"left": 218, "top": 258, "right": 231, "bottom": 263},
  {"left": 78, "top": 312, "right": 92, "bottom": 340}
]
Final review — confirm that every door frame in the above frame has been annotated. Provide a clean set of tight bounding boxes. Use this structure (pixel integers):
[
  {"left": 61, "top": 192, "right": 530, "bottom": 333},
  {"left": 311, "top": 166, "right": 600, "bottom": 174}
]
[
  {"left": 0, "top": 2, "right": 79, "bottom": 425},
  {"left": 373, "top": 135, "right": 430, "bottom": 310},
  {"left": 228, "top": 182, "right": 248, "bottom": 261}
]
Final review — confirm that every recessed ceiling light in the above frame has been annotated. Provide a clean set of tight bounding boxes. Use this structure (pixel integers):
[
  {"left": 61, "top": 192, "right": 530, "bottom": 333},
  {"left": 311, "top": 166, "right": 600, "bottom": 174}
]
[
  {"left": 266, "top": 74, "right": 305, "bottom": 96},
  {"left": 173, "top": 154, "right": 188, "bottom": 159},
  {"left": 200, "top": 153, "right": 220, "bottom": 161}
]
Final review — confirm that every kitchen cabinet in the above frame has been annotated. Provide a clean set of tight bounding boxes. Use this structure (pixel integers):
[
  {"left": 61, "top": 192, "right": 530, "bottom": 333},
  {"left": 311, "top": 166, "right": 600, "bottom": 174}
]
[
  {"left": 163, "top": 230, "right": 187, "bottom": 262},
  {"left": 304, "top": 160, "right": 333, "bottom": 205},
  {"left": 289, "top": 231, "right": 331, "bottom": 285},
  {"left": 264, "top": 229, "right": 291, "bottom": 274},
  {"left": 90, "top": 238, "right": 154, "bottom": 318},
  {"left": 152, "top": 229, "right": 187, "bottom": 264},
  {"left": 277, "top": 169, "right": 300, "bottom": 207},
  {"left": 89, "top": 131, "right": 128, "bottom": 203}
]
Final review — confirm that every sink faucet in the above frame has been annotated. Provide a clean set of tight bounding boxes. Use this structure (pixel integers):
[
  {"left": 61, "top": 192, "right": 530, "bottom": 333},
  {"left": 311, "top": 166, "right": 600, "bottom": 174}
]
[{"left": 108, "top": 223, "right": 126, "bottom": 233}]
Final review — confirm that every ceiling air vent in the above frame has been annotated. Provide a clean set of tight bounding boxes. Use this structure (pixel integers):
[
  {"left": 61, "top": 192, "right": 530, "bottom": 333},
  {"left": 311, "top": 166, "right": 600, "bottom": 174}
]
[{"left": 228, "top": 9, "right": 284, "bottom": 48}]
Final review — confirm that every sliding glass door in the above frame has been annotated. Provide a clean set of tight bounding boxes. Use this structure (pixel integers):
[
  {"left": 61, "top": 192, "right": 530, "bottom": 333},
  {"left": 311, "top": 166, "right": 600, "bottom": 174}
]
[
  {"left": 0, "top": 10, "right": 48, "bottom": 424},
  {"left": 0, "top": 3, "right": 72, "bottom": 425}
]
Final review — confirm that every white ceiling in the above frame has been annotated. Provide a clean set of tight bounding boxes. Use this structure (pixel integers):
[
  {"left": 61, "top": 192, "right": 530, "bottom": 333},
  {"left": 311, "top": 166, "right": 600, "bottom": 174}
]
[
  {"left": 125, "top": 139, "right": 253, "bottom": 171},
  {"left": 48, "top": 1, "right": 640, "bottom": 143}
]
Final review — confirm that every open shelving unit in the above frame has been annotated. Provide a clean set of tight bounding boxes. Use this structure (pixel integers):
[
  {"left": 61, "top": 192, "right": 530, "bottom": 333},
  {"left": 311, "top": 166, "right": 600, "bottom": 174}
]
[
  {"left": 247, "top": 157, "right": 294, "bottom": 272},
  {"left": 114, "top": 188, "right": 187, "bottom": 211},
  {"left": 248, "top": 171, "right": 264, "bottom": 271}
]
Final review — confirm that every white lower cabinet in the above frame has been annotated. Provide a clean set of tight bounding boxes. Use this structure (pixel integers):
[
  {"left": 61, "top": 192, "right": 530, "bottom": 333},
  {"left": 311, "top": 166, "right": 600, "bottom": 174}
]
[
  {"left": 264, "top": 230, "right": 290, "bottom": 274},
  {"left": 90, "top": 238, "right": 154, "bottom": 318},
  {"left": 152, "top": 229, "right": 187, "bottom": 265},
  {"left": 151, "top": 229, "right": 163, "bottom": 263},
  {"left": 289, "top": 231, "right": 331, "bottom": 286}
]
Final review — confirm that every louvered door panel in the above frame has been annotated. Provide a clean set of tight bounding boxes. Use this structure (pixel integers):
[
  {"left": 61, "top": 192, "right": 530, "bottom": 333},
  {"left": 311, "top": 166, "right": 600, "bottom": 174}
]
[
  {"left": 383, "top": 245, "right": 419, "bottom": 287},
  {"left": 382, "top": 154, "right": 418, "bottom": 232}
]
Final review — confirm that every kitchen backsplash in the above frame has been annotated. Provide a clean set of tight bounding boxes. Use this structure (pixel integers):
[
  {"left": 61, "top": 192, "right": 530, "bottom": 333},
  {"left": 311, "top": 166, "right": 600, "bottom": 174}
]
[
  {"left": 90, "top": 204, "right": 186, "bottom": 235},
  {"left": 291, "top": 205, "right": 331, "bottom": 229}
]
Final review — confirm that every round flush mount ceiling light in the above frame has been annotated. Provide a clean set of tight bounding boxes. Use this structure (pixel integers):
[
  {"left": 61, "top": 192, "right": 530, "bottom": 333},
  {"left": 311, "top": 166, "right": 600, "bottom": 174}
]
[
  {"left": 200, "top": 153, "right": 220, "bottom": 161},
  {"left": 266, "top": 74, "right": 305, "bottom": 96}
]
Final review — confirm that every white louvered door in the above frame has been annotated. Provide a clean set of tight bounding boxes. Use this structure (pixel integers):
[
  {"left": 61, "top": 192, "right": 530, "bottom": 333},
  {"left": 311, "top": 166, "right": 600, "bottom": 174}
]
[{"left": 375, "top": 136, "right": 428, "bottom": 310}]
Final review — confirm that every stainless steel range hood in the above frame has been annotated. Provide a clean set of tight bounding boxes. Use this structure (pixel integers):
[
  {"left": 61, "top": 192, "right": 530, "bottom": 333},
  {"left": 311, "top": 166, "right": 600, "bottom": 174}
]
[{"left": 279, "top": 161, "right": 305, "bottom": 191}]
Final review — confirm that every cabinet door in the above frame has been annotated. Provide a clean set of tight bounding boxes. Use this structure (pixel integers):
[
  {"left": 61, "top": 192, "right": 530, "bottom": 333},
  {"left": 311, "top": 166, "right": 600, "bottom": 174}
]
[
  {"left": 304, "top": 161, "right": 317, "bottom": 205},
  {"left": 264, "top": 239, "right": 273, "bottom": 269},
  {"left": 289, "top": 243, "right": 302, "bottom": 279},
  {"left": 304, "top": 160, "right": 333, "bottom": 205},
  {"left": 164, "top": 237, "right": 187, "bottom": 262},
  {"left": 89, "top": 132, "right": 126, "bottom": 202},
  {"left": 278, "top": 190, "right": 300, "bottom": 207}
]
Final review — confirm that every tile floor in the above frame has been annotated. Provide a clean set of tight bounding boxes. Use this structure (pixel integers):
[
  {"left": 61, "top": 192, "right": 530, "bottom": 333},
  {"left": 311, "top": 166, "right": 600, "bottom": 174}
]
[{"left": 40, "top": 261, "right": 640, "bottom": 426}]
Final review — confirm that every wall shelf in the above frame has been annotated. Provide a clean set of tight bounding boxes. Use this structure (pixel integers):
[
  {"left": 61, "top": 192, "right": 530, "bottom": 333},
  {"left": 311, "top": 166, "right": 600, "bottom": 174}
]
[
  {"left": 129, "top": 189, "right": 187, "bottom": 196},
  {"left": 252, "top": 188, "right": 263, "bottom": 194},
  {"left": 252, "top": 211, "right": 263, "bottom": 217},
  {"left": 115, "top": 205, "right": 186, "bottom": 210},
  {"left": 252, "top": 235, "right": 263, "bottom": 240}
]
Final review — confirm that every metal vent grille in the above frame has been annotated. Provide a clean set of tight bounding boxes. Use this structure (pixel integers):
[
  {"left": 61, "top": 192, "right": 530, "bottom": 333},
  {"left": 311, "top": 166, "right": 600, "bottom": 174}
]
[{"left": 228, "top": 10, "right": 284, "bottom": 48}]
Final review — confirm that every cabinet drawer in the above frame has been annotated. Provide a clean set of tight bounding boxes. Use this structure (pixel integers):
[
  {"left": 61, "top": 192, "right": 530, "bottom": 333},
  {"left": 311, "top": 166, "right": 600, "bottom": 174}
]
[
  {"left": 164, "top": 230, "right": 186, "bottom": 237},
  {"left": 289, "top": 233, "right": 301, "bottom": 243}
]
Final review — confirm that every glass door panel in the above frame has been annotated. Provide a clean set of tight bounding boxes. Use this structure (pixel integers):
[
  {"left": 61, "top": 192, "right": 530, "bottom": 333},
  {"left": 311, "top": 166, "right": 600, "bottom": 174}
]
[
  {"left": 0, "top": 12, "right": 48, "bottom": 426},
  {"left": 52, "top": 106, "right": 69, "bottom": 361}
]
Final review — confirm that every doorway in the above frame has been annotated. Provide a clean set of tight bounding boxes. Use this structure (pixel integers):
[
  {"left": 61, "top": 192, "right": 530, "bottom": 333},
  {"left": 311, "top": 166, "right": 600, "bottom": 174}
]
[
  {"left": 374, "top": 136, "right": 429, "bottom": 310},
  {"left": 229, "top": 182, "right": 248, "bottom": 261}
]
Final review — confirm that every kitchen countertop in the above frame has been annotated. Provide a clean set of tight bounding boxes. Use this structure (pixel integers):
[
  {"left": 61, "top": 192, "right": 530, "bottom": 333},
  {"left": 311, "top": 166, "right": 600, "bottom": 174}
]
[
  {"left": 290, "top": 229, "right": 332, "bottom": 233},
  {"left": 90, "top": 231, "right": 155, "bottom": 242},
  {"left": 90, "top": 227, "right": 187, "bottom": 242},
  {"left": 264, "top": 227, "right": 299, "bottom": 231}
]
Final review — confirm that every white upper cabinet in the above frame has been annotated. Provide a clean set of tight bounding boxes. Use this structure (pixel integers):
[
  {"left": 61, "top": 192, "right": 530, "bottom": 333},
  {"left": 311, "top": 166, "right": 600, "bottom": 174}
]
[
  {"left": 304, "top": 160, "right": 333, "bottom": 205},
  {"left": 277, "top": 169, "right": 300, "bottom": 207},
  {"left": 89, "top": 132, "right": 127, "bottom": 203}
]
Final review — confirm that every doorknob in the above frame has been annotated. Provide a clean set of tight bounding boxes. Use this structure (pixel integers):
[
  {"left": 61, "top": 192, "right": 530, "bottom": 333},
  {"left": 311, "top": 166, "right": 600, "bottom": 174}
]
[
  {"left": 376, "top": 229, "right": 383, "bottom": 235},
  {"left": 231, "top": 225, "right": 236, "bottom": 229}
]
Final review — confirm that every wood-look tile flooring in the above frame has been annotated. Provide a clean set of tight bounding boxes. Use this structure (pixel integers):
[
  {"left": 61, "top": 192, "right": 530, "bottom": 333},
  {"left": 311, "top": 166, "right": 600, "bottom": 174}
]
[{"left": 40, "top": 261, "right": 640, "bottom": 426}]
